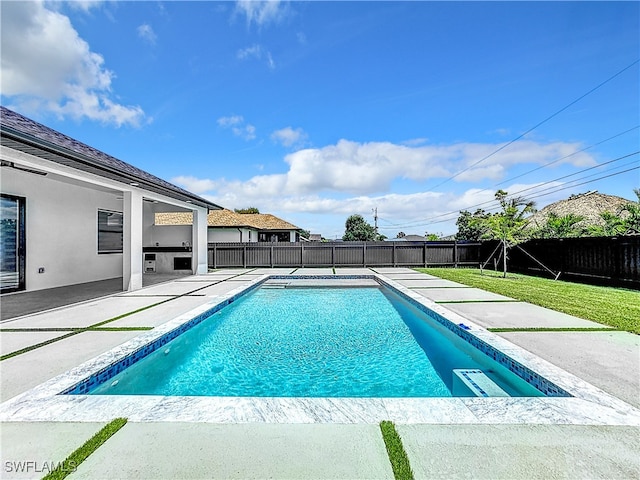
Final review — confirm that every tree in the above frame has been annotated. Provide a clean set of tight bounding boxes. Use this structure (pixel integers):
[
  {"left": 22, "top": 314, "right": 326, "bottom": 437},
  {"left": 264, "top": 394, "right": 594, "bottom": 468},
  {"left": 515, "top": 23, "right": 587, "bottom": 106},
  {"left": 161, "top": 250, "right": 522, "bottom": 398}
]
[
  {"left": 425, "top": 232, "right": 441, "bottom": 241},
  {"left": 587, "top": 190, "right": 640, "bottom": 236},
  {"left": 621, "top": 189, "right": 640, "bottom": 234},
  {"left": 298, "top": 229, "right": 311, "bottom": 240},
  {"left": 475, "top": 190, "right": 536, "bottom": 277},
  {"left": 455, "top": 209, "right": 489, "bottom": 241},
  {"left": 396, "top": 232, "right": 406, "bottom": 238},
  {"left": 532, "top": 213, "right": 585, "bottom": 239},
  {"left": 342, "top": 214, "right": 378, "bottom": 241},
  {"left": 234, "top": 207, "right": 260, "bottom": 214}
]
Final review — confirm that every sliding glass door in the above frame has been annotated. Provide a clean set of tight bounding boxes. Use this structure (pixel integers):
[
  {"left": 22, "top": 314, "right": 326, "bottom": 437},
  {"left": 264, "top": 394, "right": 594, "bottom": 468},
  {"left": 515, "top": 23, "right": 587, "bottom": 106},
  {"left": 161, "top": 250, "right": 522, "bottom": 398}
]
[{"left": 0, "top": 194, "right": 26, "bottom": 292}]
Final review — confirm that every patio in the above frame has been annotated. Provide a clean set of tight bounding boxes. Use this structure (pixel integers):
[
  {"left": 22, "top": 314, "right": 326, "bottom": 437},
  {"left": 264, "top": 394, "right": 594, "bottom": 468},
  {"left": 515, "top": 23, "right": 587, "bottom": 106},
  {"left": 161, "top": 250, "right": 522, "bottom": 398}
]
[
  {"left": 0, "top": 268, "right": 638, "bottom": 479},
  {"left": 0, "top": 274, "right": 190, "bottom": 321}
]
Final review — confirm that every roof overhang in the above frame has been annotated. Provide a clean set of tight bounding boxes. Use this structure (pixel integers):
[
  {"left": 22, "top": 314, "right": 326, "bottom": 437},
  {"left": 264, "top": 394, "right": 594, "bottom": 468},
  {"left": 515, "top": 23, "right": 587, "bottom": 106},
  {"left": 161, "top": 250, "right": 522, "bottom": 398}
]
[{"left": 0, "top": 125, "right": 222, "bottom": 211}]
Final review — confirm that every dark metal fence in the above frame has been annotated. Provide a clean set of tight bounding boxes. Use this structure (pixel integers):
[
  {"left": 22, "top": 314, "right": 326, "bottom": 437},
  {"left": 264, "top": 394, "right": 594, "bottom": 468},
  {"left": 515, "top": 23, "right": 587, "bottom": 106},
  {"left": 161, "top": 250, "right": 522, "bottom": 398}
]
[
  {"left": 208, "top": 236, "right": 640, "bottom": 289},
  {"left": 503, "top": 236, "right": 640, "bottom": 289},
  {"left": 208, "top": 241, "right": 481, "bottom": 269}
]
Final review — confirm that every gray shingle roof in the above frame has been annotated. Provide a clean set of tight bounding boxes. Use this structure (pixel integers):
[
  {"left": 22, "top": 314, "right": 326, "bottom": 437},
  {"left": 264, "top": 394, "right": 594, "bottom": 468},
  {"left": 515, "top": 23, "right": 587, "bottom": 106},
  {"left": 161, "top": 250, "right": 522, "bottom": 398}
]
[{"left": 0, "top": 106, "right": 221, "bottom": 210}]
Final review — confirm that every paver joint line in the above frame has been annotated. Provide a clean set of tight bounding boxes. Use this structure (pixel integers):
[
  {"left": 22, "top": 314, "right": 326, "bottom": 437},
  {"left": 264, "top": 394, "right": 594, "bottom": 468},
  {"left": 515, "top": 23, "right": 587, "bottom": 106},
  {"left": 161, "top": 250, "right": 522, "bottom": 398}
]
[
  {"left": 0, "top": 273, "right": 243, "bottom": 361},
  {"left": 2, "top": 269, "right": 639, "bottom": 433},
  {"left": 42, "top": 417, "right": 128, "bottom": 480}
]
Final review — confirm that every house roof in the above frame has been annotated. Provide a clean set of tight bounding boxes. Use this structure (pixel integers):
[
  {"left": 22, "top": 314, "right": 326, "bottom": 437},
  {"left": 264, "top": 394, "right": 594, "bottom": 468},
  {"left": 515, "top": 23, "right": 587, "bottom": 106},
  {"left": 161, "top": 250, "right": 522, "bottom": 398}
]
[
  {"left": 208, "top": 209, "right": 257, "bottom": 228},
  {"left": 526, "top": 191, "right": 633, "bottom": 230},
  {"left": 389, "top": 234, "right": 426, "bottom": 241},
  {"left": 155, "top": 209, "right": 300, "bottom": 230},
  {"left": 0, "top": 106, "right": 222, "bottom": 210},
  {"left": 240, "top": 213, "right": 299, "bottom": 230}
]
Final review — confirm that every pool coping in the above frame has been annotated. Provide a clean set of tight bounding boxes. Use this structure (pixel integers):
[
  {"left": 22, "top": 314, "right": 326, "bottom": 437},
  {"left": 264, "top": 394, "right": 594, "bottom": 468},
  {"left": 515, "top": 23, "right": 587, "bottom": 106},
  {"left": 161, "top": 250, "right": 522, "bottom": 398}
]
[{"left": 1, "top": 274, "right": 639, "bottom": 426}]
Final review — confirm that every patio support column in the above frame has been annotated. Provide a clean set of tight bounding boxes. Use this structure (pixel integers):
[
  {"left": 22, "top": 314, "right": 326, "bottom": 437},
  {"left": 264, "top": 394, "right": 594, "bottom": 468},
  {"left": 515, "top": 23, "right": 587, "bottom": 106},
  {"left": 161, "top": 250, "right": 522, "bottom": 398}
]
[
  {"left": 192, "top": 206, "right": 208, "bottom": 274},
  {"left": 123, "top": 190, "right": 143, "bottom": 291}
]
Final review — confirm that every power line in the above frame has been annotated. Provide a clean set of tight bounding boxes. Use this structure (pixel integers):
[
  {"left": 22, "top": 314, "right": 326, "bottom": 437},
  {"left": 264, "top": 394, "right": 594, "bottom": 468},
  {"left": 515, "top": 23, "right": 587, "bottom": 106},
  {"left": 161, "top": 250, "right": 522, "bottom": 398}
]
[
  {"left": 419, "top": 166, "right": 639, "bottom": 228},
  {"left": 450, "top": 125, "right": 640, "bottom": 205},
  {"left": 383, "top": 151, "right": 639, "bottom": 230},
  {"left": 507, "top": 151, "right": 639, "bottom": 196},
  {"left": 444, "top": 125, "right": 640, "bottom": 213},
  {"left": 525, "top": 166, "right": 640, "bottom": 203},
  {"left": 425, "top": 59, "right": 640, "bottom": 191},
  {"left": 495, "top": 159, "right": 639, "bottom": 206},
  {"left": 494, "top": 125, "right": 639, "bottom": 187}
]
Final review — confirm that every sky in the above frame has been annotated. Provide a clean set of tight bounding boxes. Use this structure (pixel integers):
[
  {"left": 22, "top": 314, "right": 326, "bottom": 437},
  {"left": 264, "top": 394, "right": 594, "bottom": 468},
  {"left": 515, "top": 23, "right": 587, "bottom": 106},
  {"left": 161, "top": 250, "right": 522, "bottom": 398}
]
[{"left": 2, "top": 1, "right": 639, "bottom": 239}]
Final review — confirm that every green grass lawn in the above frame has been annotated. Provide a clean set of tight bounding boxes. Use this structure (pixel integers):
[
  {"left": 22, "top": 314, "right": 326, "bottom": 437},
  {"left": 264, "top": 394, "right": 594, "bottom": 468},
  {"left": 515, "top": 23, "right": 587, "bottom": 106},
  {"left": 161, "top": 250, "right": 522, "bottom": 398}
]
[{"left": 415, "top": 268, "right": 640, "bottom": 334}]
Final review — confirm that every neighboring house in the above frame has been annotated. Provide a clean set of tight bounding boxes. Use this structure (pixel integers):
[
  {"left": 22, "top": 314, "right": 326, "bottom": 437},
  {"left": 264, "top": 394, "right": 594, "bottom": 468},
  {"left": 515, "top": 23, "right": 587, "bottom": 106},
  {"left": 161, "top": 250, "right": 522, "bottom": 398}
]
[
  {"left": 154, "top": 209, "right": 301, "bottom": 243},
  {"left": 390, "top": 234, "right": 427, "bottom": 242},
  {"left": 0, "top": 106, "right": 222, "bottom": 293},
  {"left": 308, "top": 234, "right": 323, "bottom": 242}
]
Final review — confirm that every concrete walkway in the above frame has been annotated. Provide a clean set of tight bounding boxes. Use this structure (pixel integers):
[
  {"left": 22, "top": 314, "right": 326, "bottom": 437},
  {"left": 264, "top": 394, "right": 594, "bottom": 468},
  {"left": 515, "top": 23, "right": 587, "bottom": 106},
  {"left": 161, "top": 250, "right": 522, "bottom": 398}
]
[
  {"left": 0, "top": 274, "right": 187, "bottom": 321},
  {"left": 1, "top": 268, "right": 638, "bottom": 479}
]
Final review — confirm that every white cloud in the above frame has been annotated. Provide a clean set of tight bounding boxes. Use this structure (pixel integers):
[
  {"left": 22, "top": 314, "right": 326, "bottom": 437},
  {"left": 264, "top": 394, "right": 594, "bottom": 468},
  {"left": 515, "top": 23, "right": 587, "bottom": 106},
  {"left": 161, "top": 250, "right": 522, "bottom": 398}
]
[
  {"left": 271, "top": 127, "right": 308, "bottom": 147},
  {"left": 176, "top": 138, "right": 597, "bottom": 198},
  {"left": 65, "top": 1, "right": 104, "bottom": 13},
  {"left": 171, "top": 137, "right": 599, "bottom": 236},
  {"left": 217, "top": 114, "right": 256, "bottom": 140},
  {"left": 237, "top": 124, "right": 257, "bottom": 140},
  {"left": 217, "top": 115, "right": 244, "bottom": 127},
  {"left": 137, "top": 23, "right": 157, "bottom": 45},
  {"left": 266, "top": 51, "right": 275, "bottom": 70},
  {"left": 173, "top": 168, "right": 584, "bottom": 237},
  {"left": 489, "top": 128, "right": 511, "bottom": 136},
  {"left": 237, "top": 44, "right": 276, "bottom": 70},
  {"left": 0, "top": 1, "right": 145, "bottom": 127},
  {"left": 280, "top": 140, "right": 452, "bottom": 194},
  {"left": 237, "top": 44, "right": 262, "bottom": 60},
  {"left": 171, "top": 176, "right": 220, "bottom": 194},
  {"left": 402, "top": 138, "right": 428, "bottom": 146},
  {"left": 235, "top": 0, "right": 287, "bottom": 28}
]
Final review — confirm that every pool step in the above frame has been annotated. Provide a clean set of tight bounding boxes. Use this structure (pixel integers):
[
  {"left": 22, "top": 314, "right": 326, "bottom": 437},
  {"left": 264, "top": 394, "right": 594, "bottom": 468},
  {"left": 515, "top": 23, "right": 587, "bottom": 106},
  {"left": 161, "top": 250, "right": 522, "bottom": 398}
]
[
  {"left": 262, "top": 283, "right": 290, "bottom": 289},
  {"left": 452, "top": 369, "right": 509, "bottom": 397}
]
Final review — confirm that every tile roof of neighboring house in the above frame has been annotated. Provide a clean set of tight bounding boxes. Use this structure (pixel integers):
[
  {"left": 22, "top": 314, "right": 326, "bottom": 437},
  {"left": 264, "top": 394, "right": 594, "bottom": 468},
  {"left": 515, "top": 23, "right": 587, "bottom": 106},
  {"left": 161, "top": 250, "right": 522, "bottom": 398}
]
[
  {"left": 240, "top": 213, "right": 299, "bottom": 230},
  {"left": 0, "top": 106, "right": 221, "bottom": 210},
  {"left": 208, "top": 209, "right": 257, "bottom": 228},
  {"left": 155, "top": 209, "right": 300, "bottom": 230},
  {"left": 154, "top": 212, "right": 194, "bottom": 226}
]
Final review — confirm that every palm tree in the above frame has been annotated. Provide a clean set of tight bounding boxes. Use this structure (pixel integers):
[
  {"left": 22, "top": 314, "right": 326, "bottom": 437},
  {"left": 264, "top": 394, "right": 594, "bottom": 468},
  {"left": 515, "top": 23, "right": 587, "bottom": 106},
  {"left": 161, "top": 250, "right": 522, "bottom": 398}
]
[
  {"left": 534, "top": 213, "right": 585, "bottom": 238},
  {"left": 587, "top": 189, "right": 640, "bottom": 236},
  {"left": 480, "top": 190, "right": 536, "bottom": 277}
]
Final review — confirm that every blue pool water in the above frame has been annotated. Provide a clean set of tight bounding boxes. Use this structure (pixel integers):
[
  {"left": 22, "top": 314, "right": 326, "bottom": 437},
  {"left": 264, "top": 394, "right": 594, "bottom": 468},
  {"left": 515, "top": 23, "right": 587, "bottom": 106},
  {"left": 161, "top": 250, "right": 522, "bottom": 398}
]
[{"left": 89, "top": 285, "right": 543, "bottom": 397}]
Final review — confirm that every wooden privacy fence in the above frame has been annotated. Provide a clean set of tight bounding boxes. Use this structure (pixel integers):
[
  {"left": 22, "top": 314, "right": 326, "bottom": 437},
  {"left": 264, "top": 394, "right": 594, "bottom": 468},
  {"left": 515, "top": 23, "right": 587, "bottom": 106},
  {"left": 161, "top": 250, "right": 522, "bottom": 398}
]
[
  {"left": 208, "top": 241, "right": 482, "bottom": 269},
  {"left": 504, "top": 236, "right": 640, "bottom": 289}
]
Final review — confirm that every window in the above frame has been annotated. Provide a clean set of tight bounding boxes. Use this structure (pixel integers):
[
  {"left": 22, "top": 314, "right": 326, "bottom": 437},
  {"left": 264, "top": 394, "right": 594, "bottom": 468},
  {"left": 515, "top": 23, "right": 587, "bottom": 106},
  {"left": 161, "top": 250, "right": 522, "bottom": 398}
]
[
  {"left": 1, "top": 194, "right": 26, "bottom": 292},
  {"left": 258, "top": 231, "right": 291, "bottom": 242},
  {"left": 98, "top": 210, "right": 123, "bottom": 254}
]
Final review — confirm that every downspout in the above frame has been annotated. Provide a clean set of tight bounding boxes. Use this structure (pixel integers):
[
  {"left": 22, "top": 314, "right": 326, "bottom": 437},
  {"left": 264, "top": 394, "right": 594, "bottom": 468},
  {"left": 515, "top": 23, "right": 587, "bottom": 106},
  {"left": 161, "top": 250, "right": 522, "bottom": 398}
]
[{"left": 237, "top": 228, "right": 243, "bottom": 242}]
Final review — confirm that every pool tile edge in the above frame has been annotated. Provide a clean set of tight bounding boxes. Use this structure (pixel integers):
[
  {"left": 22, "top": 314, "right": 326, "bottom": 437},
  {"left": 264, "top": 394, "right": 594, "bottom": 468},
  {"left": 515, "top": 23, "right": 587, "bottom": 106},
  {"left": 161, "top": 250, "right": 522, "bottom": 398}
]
[{"left": 1, "top": 273, "right": 639, "bottom": 427}]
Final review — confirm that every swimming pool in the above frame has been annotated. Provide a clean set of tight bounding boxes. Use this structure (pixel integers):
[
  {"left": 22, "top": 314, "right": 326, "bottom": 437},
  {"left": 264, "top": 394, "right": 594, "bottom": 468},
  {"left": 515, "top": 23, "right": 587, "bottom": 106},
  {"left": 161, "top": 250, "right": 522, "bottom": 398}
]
[
  {"left": 66, "top": 277, "right": 564, "bottom": 398},
  {"left": 2, "top": 273, "right": 638, "bottom": 426}
]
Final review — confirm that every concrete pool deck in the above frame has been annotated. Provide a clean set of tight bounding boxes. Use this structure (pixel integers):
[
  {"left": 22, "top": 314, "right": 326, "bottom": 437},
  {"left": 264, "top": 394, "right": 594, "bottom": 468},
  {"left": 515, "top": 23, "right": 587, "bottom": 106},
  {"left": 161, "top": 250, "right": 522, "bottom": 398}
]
[{"left": 1, "top": 267, "right": 639, "bottom": 479}]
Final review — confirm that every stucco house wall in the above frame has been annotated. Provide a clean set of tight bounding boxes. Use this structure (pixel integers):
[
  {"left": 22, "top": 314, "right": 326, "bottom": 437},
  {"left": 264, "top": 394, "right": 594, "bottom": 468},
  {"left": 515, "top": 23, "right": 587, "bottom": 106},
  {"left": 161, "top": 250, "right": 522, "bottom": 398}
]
[
  {"left": 1, "top": 106, "right": 221, "bottom": 293},
  {"left": 149, "top": 225, "right": 193, "bottom": 247},
  {"left": 2, "top": 161, "right": 123, "bottom": 291},
  {"left": 208, "top": 227, "right": 256, "bottom": 243}
]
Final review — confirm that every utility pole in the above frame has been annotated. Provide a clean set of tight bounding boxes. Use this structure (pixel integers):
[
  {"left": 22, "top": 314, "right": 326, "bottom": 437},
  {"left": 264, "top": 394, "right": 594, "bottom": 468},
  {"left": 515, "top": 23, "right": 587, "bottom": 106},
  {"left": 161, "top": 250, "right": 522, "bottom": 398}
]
[{"left": 372, "top": 207, "right": 378, "bottom": 234}]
